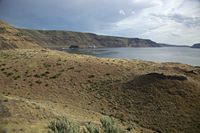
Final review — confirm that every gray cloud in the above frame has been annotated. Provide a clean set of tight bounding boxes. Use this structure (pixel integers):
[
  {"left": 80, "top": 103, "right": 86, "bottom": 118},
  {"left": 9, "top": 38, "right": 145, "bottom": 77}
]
[
  {"left": 0, "top": 0, "right": 200, "bottom": 45},
  {"left": 0, "top": 0, "right": 136, "bottom": 30},
  {"left": 0, "top": 0, "right": 158, "bottom": 30},
  {"left": 151, "top": 13, "right": 200, "bottom": 28}
]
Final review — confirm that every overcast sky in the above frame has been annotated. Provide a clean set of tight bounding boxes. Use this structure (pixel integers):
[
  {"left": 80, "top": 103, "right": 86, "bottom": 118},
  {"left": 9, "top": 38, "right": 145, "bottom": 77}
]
[{"left": 0, "top": 0, "right": 200, "bottom": 45}]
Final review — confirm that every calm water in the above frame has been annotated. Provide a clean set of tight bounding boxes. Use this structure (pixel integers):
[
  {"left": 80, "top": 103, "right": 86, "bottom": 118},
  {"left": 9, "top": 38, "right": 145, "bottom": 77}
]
[{"left": 62, "top": 47, "right": 200, "bottom": 66}]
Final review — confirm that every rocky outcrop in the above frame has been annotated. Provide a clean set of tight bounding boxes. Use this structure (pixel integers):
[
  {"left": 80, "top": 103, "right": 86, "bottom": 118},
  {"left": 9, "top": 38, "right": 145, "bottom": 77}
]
[{"left": 191, "top": 43, "right": 200, "bottom": 48}]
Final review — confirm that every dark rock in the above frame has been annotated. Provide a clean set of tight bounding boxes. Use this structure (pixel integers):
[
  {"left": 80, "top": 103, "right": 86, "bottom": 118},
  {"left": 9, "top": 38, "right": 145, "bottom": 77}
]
[
  {"left": 69, "top": 45, "right": 79, "bottom": 49},
  {"left": 191, "top": 43, "right": 200, "bottom": 48}
]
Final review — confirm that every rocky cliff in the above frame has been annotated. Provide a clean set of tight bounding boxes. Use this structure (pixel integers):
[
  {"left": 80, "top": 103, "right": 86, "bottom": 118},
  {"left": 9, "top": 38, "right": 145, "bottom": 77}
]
[
  {"left": 191, "top": 43, "right": 200, "bottom": 48},
  {"left": 20, "top": 29, "right": 162, "bottom": 48}
]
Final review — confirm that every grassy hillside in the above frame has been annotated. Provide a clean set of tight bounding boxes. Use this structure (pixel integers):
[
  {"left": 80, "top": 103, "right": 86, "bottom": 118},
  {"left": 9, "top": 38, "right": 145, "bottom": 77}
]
[
  {"left": 0, "top": 20, "right": 199, "bottom": 133},
  {"left": 0, "top": 49, "right": 200, "bottom": 133},
  {"left": 0, "top": 21, "right": 41, "bottom": 50}
]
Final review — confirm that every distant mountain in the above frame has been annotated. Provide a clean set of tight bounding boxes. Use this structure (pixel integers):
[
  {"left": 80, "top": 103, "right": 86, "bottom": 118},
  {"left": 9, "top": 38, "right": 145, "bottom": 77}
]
[
  {"left": 159, "top": 43, "right": 189, "bottom": 47},
  {"left": 191, "top": 43, "right": 200, "bottom": 48},
  {"left": 1, "top": 20, "right": 185, "bottom": 50}
]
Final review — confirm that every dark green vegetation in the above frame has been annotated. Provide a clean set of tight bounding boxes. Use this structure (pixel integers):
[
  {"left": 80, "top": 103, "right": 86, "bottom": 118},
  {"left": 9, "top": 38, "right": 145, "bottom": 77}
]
[
  {"left": 48, "top": 117, "right": 81, "bottom": 133},
  {"left": 48, "top": 116, "right": 125, "bottom": 133}
]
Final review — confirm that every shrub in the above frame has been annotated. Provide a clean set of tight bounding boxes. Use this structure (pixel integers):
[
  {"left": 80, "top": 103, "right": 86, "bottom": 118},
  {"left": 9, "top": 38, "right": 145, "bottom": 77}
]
[
  {"left": 100, "top": 116, "right": 125, "bottom": 133},
  {"left": 88, "top": 75, "right": 95, "bottom": 78},
  {"left": 3, "top": 72, "right": 13, "bottom": 77},
  {"left": 44, "top": 63, "right": 51, "bottom": 68},
  {"left": 56, "top": 63, "right": 62, "bottom": 66},
  {"left": 48, "top": 116, "right": 126, "bottom": 133},
  {"left": 34, "top": 74, "right": 41, "bottom": 78},
  {"left": 35, "top": 80, "right": 42, "bottom": 84},
  {"left": 50, "top": 73, "right": 61, "bottom": 79},
  {"left": 13, "top": 75, "right": 20, "bottom": 80},
  {"left": 83, "top": 122, "right": 100, "bottom": 133},
  {"left": 48, "top": 117, "right": 81, "bottom": 133},
  {"left": 0, "top": 68, "right": 5, "bottom": 71}
]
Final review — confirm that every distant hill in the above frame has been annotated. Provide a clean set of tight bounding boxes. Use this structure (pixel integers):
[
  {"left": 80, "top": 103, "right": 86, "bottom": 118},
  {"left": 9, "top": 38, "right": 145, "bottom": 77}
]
[
  {"left": 159, "top": 43, "right": 189, "bottom": 47},
  {"left": 20, "top": 29, "right": 162, "bottom": 48},
  {"left": 0, "top": 20, "right": 41, "bottom": 50},
  {"left": 0, "top": 20, "right": 179, "bottom": 50},
  {"left": 191, "top": 43, "right": 200, "bottom": 48},
  {"left": 1, "top": 20, "right": 190, "bottom": 50}
]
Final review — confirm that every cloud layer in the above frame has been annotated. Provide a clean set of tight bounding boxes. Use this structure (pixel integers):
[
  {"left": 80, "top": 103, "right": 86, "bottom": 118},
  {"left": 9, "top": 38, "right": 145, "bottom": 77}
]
[{"left": 0, "top": 0, "right": 200, "bottom": 45}]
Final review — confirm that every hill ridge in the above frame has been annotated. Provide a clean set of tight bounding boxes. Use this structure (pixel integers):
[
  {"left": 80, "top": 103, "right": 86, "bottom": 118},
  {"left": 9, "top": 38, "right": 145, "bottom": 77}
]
[
  {"left": 191, "top": 43, "right": 200, "bottom": 48},
  {"left": 0, "top": 20, "right": 168, "bottom": 49},
  {"left": 0, "top": 20, "right": 41, "bottom": 50}
]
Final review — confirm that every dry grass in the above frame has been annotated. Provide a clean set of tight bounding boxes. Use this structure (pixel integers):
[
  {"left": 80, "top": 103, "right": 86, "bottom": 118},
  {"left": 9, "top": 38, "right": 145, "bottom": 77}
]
[
  {"left": 0, "top": 49, "right": 200, "bottom": 133},
  {"left": 0, "top": 20, "right": 41, "bottom": 50}
]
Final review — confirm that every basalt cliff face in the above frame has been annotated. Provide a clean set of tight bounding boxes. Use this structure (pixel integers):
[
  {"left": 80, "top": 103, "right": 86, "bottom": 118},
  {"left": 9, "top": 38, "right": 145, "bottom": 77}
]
[
  {"left": 191, "top": 43, "right": 200, "bottom": 48},
  {"left": 0, "top": 20, "right": 164, "bottom": 50},
  {"left": 20, "top": 29, "right": 161, "bottom": 48}
]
